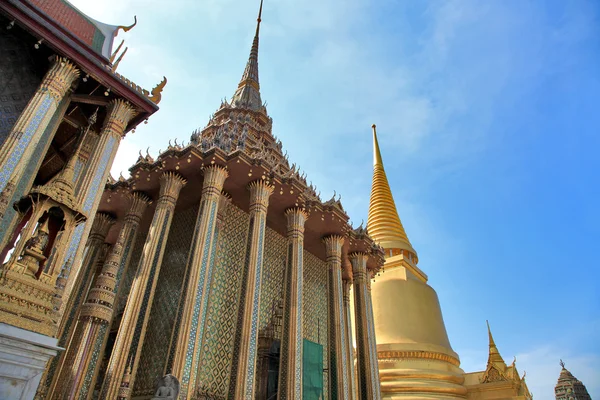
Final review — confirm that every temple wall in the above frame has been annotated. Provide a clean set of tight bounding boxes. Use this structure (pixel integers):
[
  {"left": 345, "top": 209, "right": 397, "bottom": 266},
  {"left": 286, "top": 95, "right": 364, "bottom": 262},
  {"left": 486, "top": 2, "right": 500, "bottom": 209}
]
[
  {"left": 133, "top": 203, "right": 199, "bottom": 397},
  {"left": 302, "top": 248, "right": 329, "bottom": 399},
  {"left": 0, "top": 20, "right": 42, "bottom": 148},
  {"left": 105, "top": 199, "right": 330, "bottom": 399},
  {"left": 191, "top": 202, "right": 249, "bottom": 397}
]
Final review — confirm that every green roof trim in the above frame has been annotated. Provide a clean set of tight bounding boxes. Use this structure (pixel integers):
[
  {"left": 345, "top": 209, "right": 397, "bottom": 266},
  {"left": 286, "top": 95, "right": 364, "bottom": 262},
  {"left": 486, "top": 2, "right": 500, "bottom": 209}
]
[{"left": 91, "top": 29, "right": 105, "bottom": 53}]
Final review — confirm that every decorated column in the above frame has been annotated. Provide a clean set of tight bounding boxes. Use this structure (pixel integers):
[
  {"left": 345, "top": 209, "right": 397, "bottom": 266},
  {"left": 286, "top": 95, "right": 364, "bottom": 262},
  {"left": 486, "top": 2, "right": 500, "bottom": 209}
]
[
  {"left": 49, "top": 192, "right": 150, "bottom": 399},
  {"left": 57, "top": 99, "right": 137, "bottom": 322},
  {"left": 350, "top": 252, "right": 380, "bottom": 400},
  {"left": 323, "top": 235, "right": 351, "bottom": 400},
  {"left": 57, "top": 212, "right": 115, "bottom": 337},
  {"left": 366, "top": 271, "right": 381, "bottom": 399},
  {"left": 171, "top": 165, "right": 228, "bottom": 398},
  {"left": 229, "top": 180, "right": 274, "bottom": 399},
  {"left": 343, "top": 278, "right": 357, "bottom": 400},
  {"left": 278, "top": 207, "right": 308, "bottom": 399},
  {"left": 0, "top": 56, "right": 80, "bottom": 220},
  {"left": 100, "top": 172, "right": 186, "bottom": 400}
]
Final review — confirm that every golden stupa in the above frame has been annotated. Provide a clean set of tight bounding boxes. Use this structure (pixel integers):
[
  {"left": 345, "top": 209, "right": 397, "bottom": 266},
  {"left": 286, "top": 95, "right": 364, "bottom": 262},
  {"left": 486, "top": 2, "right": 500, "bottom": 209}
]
[{"left": 368, "top": 125, "right": 468, "bottom": 398}]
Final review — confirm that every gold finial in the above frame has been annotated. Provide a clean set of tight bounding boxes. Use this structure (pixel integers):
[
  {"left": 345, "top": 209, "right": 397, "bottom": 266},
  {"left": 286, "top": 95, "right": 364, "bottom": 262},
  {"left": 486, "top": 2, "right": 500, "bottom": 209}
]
[
  {"left": 560, "top": 359, "right": 565, "bottom": 369},
  {"left": 116, "top": 15, "right": 137, "bottom": 36},
  {"left": 366, "top": 124, "right": 416, "bottom": 257},
  {"left": 149, "top": 77, "right": 168, "bottom": 104}
]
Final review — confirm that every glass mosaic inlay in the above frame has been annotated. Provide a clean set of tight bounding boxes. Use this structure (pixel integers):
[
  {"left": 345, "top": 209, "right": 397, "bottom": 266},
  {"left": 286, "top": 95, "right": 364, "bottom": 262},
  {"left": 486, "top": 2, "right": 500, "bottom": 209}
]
[
  {"left": 82, "top": 134, "right": 116, "bottom": 213},
  {"left": 0, "top": 93, "right": 53, "bottom": 191},
  {"left": 198, "top": 204, "right": 248, "bottom": 397},
  {"left": 133, "top": 205, "right": 198, "bottom": 396}
]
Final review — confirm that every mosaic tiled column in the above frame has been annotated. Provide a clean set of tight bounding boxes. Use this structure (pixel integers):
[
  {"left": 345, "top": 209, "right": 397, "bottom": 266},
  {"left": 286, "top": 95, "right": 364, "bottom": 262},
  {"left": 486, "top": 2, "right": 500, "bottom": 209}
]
[
  {"left": 229, "top": 180, "right": 274, "bottom": 400},
  {"left": 278, "top": 207, "right": 308, "bottom": 400},
  {"left": 343, "top": 278, "right": 357, "bottom": 400},
  {"left": 57, "top": 212, "right": 115, "bottom": 337},
  {"left": 49, "top": 192, "right": 150, "bottom": 399},
  {"left": 323, "top": 235, "right": 351, "bottom": 400},
  {"left": 100, "top": 172, "right": 186, "bottom": 400},
  {"left": 38, "top": 214, "right": 114, "bottom": 397},
  {"left": 56, "top": 100, "right": 136, "bottom": 326},
  {"left": 350, "top": 252, "right": 379, "bottom": 400},
  {"left": 171, "top": 165, "right": 228, "bottom": 398},
  {"left": 0, "top": 95, "right": 72, "bottom": 254},
  {"left": 0, "top": 56, "right": 79, "bottom": 220},
  {"left": 365, "top": 272, "right": 381, "bottom": 400}
]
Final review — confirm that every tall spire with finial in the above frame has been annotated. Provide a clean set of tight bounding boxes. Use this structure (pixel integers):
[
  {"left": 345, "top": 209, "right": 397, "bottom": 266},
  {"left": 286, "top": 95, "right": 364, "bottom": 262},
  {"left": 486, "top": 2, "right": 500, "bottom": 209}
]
[
  {"left": 231, "top": 0, "right": 264, "bottom": 111},
  {"left": 367, "top": 124, "right": 416, "bottom": 257},
  {"left": 486, "top": 320, "right": 506, "bottom": 366}
]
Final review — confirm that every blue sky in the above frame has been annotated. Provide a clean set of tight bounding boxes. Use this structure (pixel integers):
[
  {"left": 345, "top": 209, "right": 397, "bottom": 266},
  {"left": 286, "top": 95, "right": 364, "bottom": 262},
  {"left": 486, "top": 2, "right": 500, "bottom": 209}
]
[{"left": 72, "top": 0, "right": 599, "bottom": 397}]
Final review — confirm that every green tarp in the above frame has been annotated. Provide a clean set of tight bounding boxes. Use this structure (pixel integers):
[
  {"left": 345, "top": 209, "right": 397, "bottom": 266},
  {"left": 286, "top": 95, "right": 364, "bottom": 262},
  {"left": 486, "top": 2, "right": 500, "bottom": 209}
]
[{"left": 302, "top": 339, "right": 324, "bottom": 400}]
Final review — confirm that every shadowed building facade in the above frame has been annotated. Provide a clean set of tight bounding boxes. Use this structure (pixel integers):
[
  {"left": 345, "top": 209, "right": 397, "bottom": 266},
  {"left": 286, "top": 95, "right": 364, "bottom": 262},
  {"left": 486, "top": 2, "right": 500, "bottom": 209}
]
[{"left": 0, "top": 1, "right": 164, "bottom": 398}]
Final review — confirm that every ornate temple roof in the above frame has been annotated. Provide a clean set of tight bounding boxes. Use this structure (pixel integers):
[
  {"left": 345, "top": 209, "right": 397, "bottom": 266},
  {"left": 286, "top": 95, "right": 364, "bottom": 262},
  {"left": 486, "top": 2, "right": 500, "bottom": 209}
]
[
  {"left": 555, "top": 360, "right": 591, "bottom": 400},
  {"left": 26, "top": 0, "right": 134, "bottom": 59},
  {"left": 98, "top": 1, "right": 386, "bottom": 275},
  {"left": 0, "top": 0, "right": 162, "bottom": 130},
  {"left": 366, "top": 124, "right": 416, "bottom": 256}
]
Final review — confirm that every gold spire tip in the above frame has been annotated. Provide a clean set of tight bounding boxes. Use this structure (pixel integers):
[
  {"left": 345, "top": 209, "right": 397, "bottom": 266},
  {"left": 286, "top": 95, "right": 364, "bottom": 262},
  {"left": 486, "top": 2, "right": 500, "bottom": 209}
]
[
  {"left": 258, "top": 0, "right": 264, "bottom": 23},
  {"left": 372, "top": 124, "right": 383, "bottom": 167},
  {"left": 486, "top": 320, "right": 495, "bottom": 344}
]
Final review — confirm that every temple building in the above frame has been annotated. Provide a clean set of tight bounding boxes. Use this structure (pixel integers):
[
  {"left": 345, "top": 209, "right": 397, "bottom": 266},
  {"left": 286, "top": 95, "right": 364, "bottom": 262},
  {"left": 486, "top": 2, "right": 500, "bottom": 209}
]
[
  {"left": 1, "top": 1, "right": 544, "bottom": 400},
  {"left": 554, "top": 360, "right": 592, "bottom": 400},
  {"left": 367, "top": 127, "right": 532, "bottom": 399},
  {"left": 462, "top": 322, "right": 532, "bottom": 399},
  {"left": 0, "top": 0, "right": 165, "bottom": 398},
  {"left": 0, "top": 1, "right": 386, "bottom": 399}
]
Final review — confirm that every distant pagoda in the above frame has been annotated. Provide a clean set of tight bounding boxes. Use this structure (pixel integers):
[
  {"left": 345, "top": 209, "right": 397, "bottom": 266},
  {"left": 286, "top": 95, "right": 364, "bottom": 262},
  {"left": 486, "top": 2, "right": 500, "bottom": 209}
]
[{"left": 555, "top": 360, "right": 592, "bottom": 400}]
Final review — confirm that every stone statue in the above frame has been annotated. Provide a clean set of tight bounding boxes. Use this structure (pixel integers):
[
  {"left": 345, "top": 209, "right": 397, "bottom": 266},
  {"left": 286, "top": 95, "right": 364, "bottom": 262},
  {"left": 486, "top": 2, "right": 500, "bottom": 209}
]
[{"left": 152, "top": 374, "right": 179, "bottom": 399}]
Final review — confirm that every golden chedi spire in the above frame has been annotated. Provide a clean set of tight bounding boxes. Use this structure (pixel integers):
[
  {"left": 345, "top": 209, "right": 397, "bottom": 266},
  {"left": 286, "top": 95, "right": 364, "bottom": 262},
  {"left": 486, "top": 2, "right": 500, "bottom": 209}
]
[
  {"left": 367, "top": 124, "right": 417, "bottom": 259},
  {"left": 231, "top": 0, "right": 265, "bottom": 111}
]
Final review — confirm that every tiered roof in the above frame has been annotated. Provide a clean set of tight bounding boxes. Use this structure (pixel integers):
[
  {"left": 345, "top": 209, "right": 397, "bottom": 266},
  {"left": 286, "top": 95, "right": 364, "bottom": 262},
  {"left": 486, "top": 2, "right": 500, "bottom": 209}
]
[{"left": 555, "top": 360, "right": 591, "bottom": 400}]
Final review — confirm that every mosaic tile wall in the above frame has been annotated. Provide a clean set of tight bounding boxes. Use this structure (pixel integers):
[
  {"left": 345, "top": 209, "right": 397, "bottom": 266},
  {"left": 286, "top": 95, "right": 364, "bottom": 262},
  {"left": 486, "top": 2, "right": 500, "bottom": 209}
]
[
  {"left": 105, "top": 201, "right": 329, "bottom": 398},
  {"left": 133, "top": 203, "right": 199, "bottom": 396},
  {"left": 258, "top": 226, "right": 287, "bottom": 334},
  {"left": 303, "top": 249, "right": 329, "bottom": 399},
  {"left": 196, "top": 204, "right": 249, "bottom": 396},
  {"left": 0, "top": 24, "right": 41, "bottom": 147}
]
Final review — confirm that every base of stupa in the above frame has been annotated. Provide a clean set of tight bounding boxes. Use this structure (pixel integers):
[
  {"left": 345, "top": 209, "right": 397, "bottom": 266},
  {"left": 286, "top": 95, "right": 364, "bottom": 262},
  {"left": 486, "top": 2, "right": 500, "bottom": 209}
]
[{"left": 378, "top": 342, "right": 467, "bottom": 399}]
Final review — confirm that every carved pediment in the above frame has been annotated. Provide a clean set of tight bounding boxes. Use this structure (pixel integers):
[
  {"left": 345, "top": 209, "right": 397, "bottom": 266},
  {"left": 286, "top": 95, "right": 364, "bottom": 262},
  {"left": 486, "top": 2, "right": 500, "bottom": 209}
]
[{"left": 481, "top": 366, "right": 507, "bottom": 383}]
